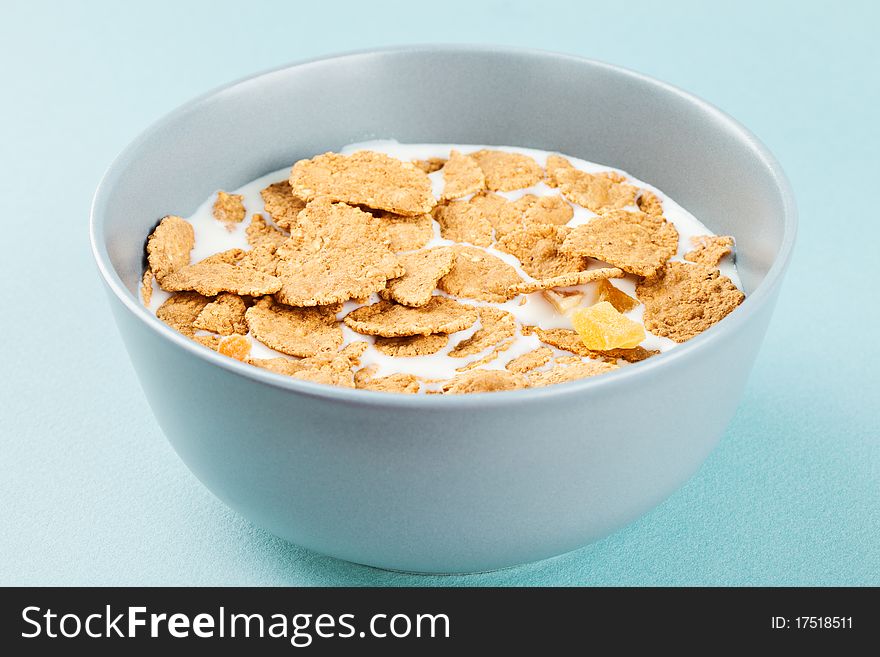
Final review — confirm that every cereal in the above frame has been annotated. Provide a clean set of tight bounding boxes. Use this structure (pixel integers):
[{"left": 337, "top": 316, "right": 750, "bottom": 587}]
[
  {"left": 449, "top": 308, "right": 516, "bottom": 358},
  {"left": 572, "top": 301, "right": 646, "bottom": 350},
  {"left": 161, "top": 259, "right": 282, "bottom": 297},
  {"left": 637, "top": 190, "right": 663, "bottom": 217},
  {"left": 509, "top": 267, "right": 624, "bottom": 295},
  {"left": 560, "top": 210, "right": 679, "bottom": 277},
  {"left": 505, "top": 346, "right": 553, "bottom": 373},
  {"left": 438, "top": 246, "right": 522, "bottom": 302},
  {"left": 544, "top": 154, "right": 574, "bottom": 188},
  {"left": 262, "top": 352, "right": 358, "bottom": 387},
  {"left": 355, "top": 367, "right": 421, "bottom": 393},
  {"left": 532, "top": 327, "right": 657, "bottom": 363},
  {"left": 454, "top": 337, "right": 515, "bottom": 371},
  {"left": 288, "top": 151, "right": 435, "bottom": 216},
  {"left": 374, "top": 333, "right": 449, "bottom": 357},
  {"left": 554, "top": 169, "right": 638, "bottom": 212},
  {"left": 212, "top": 191, "right": 246, "bottom": 224},
  {"left": 380, "top": 247, "right": 455, "bottom": 307},
  {"left": 514, "top": 194, "right": 574, "bottom": 227},
  {"left": 469, "top": 150, "right": 543, "bottom": 191},
  {"left": 146, "top": 144, "right": 743, "bottom": 393},
  {"left": 528, "top": 359, "right": 618, "bottom": 387},
  {"left": 343, "top": 298, "right": 478, "bottom": 337},
  {"left": 441, "top": 150, "right": 485, "bottom": 200},
  {"left": 246, "top": 213, "right": 288, "bottom": 250},
  {"left": 156, "top": 291, "right": 211, "bottom": 337},
  {"left": 373, "top": 211, "right": 434, "bottom": 251},
  {"left": 441, "top": 369, "right": 527, "bottom": 394},
  {"left": 250, "top": 342, "right": 365, "bottom": 382},
  {"left": 496, "top": 224, "right": 587, "bottom": 279},
  {"left": 596, "top": 279, "right": 639, "bottom": 313},
  {"left": 245, "top": 297, "right": 342, "bottom": 357},
  {"left": 432, "top": 197, "right": 495, "bottom": 247},
  {"left": 140, "top": 268, "right": 153, "bottom": 308},
  {"left": 684, "top": 235, "right": 735, "bottom": 267},
  {"left": 542, "top": 289, "right": 584, "bottom": 314},
  {"left": 238, "top": 244, "right": 280, "bottom": 275},
  {"left": 193, "top": 334, "right": 222, "bottom": 350},
  {"left": 274, "top": 199, "right": 403, "bottom": 306},
  {"left": 200, "top": 248, "right": 246, "bottom": 265},
  {"left": 217, "top": 333, "right": 251, "bottom": 361},
  {"left": 146, "top": 215, "right": 194, "bottom": 284},
  {"left": 412, "top": 158, "right": 446, "bottom": 173},
  {"left": 260, "top": 181, "right": 306, "bottom": 231},
  {"left": 636, "top": 261, "right": 744, "bottom": 342},
  {"left": 193, "top": 293, "right": 249, "bottom": 336}
]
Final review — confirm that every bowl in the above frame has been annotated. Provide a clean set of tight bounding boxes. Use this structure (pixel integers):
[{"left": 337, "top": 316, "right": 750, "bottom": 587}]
[{"left": 90, "top": 46, "right": 796, "bottom": 573}]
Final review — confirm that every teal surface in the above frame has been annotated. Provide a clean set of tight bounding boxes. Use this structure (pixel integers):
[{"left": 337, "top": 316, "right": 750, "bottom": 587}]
[{"left": 1, "top": 0, "right": 877, "bottom": 585}]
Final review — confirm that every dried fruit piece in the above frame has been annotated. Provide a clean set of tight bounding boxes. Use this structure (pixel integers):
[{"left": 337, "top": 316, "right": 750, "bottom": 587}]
[
  {"left": 260, "top": 180, "right": 306, "bottom": 231},
  {"left": 193, "top": 293, "right": 248, "bottom": 335},
  {"left": 505, "top": 346, "right": 553, "bottom": 373},
  {"left": 245, "top": 297, "right": 342, "bottom": 357},
  {"left": 155, "top": 291, "right": 211, "bottom": 337},
  {"left": 441, "top": 150, "right": 485, "bottom": 200},
  {"left": 343, "top": 298, "right": 478, "bottom": 337},
  {"left": 496, "top": 224, "right": 586, "bottom": 279},
  {"left": 374, "top": 333, "right": 449, "bottom": 357},
  {"left": 528, "top": 359, "right": 618, "bottom": 386},
  {"left": 380, "top": 247, "right": 455, "bottom": 307},
  {"left": 596, "top": 279, "right": 639, "bottom": 313},
  {"left": 448, "top": 308, "right": 516, "bottom": 358},
  {"left": 217, "top": 334, "right": 251, "bottom": 361},
  {"left": 542, "top": 289, "right": 584, "bottom": 314},
  {"left": 572, "top": 301, "right": 646, "bottom": 350},
  {"left": 561, "top": 210, "right": 679, "bottom": 277},
  {"left": 684, "top": 235, "right": 735, "bottom": 267},
  {"left": 438, "top": 246, "right": 522, "bottom": 303},
  {"left": 212, "top": 191, "right": 246, "bottom": 223},
  {"left": 274, "top": 199, "right": 403, "bottom": 306},
  {"left": 288, "top": 151, "right": 435, "bottom": 216},
  {"left": 509, "top": 267, "right": 624, "bottom": 295},
  {"left": 635, "top": 261, "right": 744, "bottom": 342},
  {"left": 146, "top": 215, "right": 194, "bottom": 284},
  {"left": 469, "top": 150, "right": 543, "bottom": 191},
  {"left": 246, "top": 213, "right": 287, "bottom": 250},
  {"left": 441, "top": 369, "right": 527, "bottom": 394},
  {"left": 555, "top": 169, "right": 638, "bottom": 213}
]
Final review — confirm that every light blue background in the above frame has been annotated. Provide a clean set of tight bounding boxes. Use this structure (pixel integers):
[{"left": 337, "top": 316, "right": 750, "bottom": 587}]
[{"left": 1, "top": 0, "right": 877, "bottom": 586}]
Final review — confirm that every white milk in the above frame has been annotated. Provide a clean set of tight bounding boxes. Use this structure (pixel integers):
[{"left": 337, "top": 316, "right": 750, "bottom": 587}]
[{"left": 145, "top": 141, "right": 742, "bottom": 383}]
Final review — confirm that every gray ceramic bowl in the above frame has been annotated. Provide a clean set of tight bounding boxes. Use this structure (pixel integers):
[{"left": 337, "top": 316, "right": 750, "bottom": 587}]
[{"left": 90, "top": 46, "right": 796, "bottom": 574}]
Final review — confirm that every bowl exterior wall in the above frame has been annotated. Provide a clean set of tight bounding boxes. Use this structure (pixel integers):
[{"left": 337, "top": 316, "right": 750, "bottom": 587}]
[{"left": 93, "top": 48, "right": 794, "bottom": 573}]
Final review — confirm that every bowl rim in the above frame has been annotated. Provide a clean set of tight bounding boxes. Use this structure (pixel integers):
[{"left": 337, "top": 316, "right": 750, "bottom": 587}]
[{"left": 90, "top": 44, "right": 797, "bottom": 409}]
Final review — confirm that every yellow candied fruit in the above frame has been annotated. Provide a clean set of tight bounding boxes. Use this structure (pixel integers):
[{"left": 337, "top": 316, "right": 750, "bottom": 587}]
[
  {"left": 572, "top": 301, "right": 645, "bottom": 350},
  {"left": 218, "top": 334, "right": 251, "bottom": 361},
  {"left": 596, "top": 278, "right": 639, "bottom": 313}
]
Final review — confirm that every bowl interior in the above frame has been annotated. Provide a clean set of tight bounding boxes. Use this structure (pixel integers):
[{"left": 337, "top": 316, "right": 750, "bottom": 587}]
[{"left": 95, "top": 47, "right": 791, "bottom": 305}]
